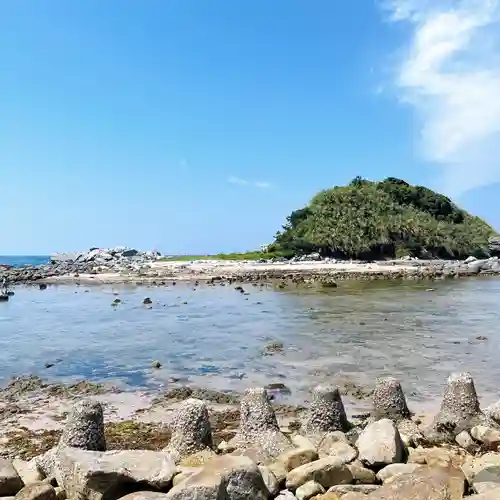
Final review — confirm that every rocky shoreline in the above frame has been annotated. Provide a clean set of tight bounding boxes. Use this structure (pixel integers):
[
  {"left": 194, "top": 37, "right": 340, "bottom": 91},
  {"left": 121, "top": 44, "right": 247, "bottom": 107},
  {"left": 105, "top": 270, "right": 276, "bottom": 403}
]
[
  {"left": 2, "top": 374, "right": 500, "bottom": 499},
  {"left": 2, "top": 247, "right": 500, "bottom": 286}
]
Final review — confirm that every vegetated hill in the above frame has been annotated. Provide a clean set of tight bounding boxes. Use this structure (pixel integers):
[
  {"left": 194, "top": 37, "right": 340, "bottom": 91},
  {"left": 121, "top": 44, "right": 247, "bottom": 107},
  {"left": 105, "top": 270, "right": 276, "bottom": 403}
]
[{"left": 270, "top": 177, "right": 497, "bottom": 260}]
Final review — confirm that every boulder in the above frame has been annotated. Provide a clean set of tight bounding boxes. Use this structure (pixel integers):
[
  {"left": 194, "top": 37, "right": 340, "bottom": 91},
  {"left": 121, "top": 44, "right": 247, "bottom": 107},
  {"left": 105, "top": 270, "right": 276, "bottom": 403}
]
[
  {"left": 54, "top": 448, "right": 176, "bottom": 500},
  {"left": 473, "top": 482, "right": 500, "bottom": 494},
  {"left": 471, "top": 426, "right": 500, "bottom": 446},
  {"left": 258, "top": 466, "right": 280, "bottom": 496},
  {"left": 277, "top": 449, "right": 319, "bottom": 472},
  {"left": 0, "top": 459, "right": 24, "bottom": 496},
  {"left": 165, "top": 455, "right": 269, "bottom": 500},
  {"left": 118, "top": 494, "right": 169, "bottom": 500},
  {"left": 467, "top": 488, "right": 500, "bottom": 499},
  {"left": 489, "top": 237, "right": 500, "bottom": 257},
  {"left": 372, "top": 377, "right": 410, "bottom": 422},
  {"left": 59, "top": 399, "right": 105, "bottom": 451},
  {"left": 346, "top": 462, "right": 377, "bottom": 484},
  {"left": 366, "top": 466, "right": 465, "bottom": 500},
  {"left": 396, "top": 420, "right": 426, "bottom": 447},
  {"left": 54, "top": 487, "right": 65, "bottom": 500},
  {"left": 13, "top": 459, "right": 43, "bottom": 486},
  {"left": 317, "top": 439, "right": 357, "bottom": 463},
  {"left": 164, "top": 398, "right": 213, "bottom": 464},
  {"left": 462, "top": 452, "right": 500, "bottom": 485},
  {"left": 428, "top": 373, "right": 496, "bottom": 442},
  {"left": 376, "top": 463, "right": 422, "bottom": 483},
  {"left": 14, "top": 484, "right": 56, "bottom": 500},
  {"left": 328, "top": 484, "right": 380, "bottom": 495},
  {"left": 295, "top": 480, "right": 324, "bottom": 500},
  {"left": 229, "top": 388, "right": 292, "bottom": 460},
  {"left": 455, "top": 430, "right": 478, "bottom": 453},
  {"left": 356, "top": 419, "right": 405, "bottom": 467},
  {"left": 303, "top": 386, "right": 349, "bottom": 438},
  {"left": 285, "top": 456, "right": 353, "bottom": 490}
]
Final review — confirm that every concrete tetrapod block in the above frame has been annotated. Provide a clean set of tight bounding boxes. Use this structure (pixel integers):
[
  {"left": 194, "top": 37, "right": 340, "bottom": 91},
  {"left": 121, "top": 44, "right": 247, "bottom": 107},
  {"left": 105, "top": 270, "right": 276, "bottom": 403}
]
[
  {"left": 303, "top": 385, "right": 349, "bottom": 436},
  {"left": 230, "top": 388, "right": 292, "bottom": 460},
  {"left": 59, "top": 399, "right": 106, "bottom": 451},
  {"left": 164, "top": 398, "right": 213, "bottom": 463},
  {"left": 429, "top": 372, "right": 497, "bottom": 443},
  {"left": 372, "top": 377, "right": 411, "bottom": 421}
]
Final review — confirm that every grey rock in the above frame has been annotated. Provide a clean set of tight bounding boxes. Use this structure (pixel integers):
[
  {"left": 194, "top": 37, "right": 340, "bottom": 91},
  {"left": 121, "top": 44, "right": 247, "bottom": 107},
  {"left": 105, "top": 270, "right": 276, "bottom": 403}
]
[
  {"left": 230, "top": 388, "right": 292, "bottom": 460},
  {"left": 328, "top": 484, "right": 380, "bottom": 495},
  {"left": 285, "top": 456, "right": 353, "bottom": 490},
  {"left": 118, "top": 494, "right": 169, "bottom": 500},
  {"left": 0, "top": 459, "right": 24, "bottom": 496},
  {"left": 467, "top": 488, "right": 500, "bottom": 499},
  {"left": 295, "top": 480, "right": 324, "bottom": 500},
  {"left": 462, "top": 452, "right": 500, "bottom": 485},
  {"left": 277, "top": 492, "right": 297, "bottom": 500},
  {"left": 471, "top": 426, "right": 500, "bottom": 446},
  {"left": 54, "top": 448, "right": 176, "bottom": 500},
  {"left": 14, "top": 484, "right": 56, "bottom": 500},
  {"left": 372, "top": 377, "right": 410, "bottom": 422},
  {"left": 303, "top": 385, "right": 349, "bottom": 436},
  {"left": 316, "top": 434, "right": 357, "bottom": 462},
  {"left": 164, "top": 398, "right": 213, "bottom": 464},
  {"left": 258, "top": 465, "right": 280, "bottom": 496},
  {"left": 429, "top": 373, "right": 497, "bottom": 442},
  {"left": 54, "top": 487, "right": 66, "bottom": 500},
  {"left": 365, "top": 466, "right": 465, "bottom": 499},
  {"left": 456, "top": 430, "right": 478, "bottom": 453},
  {"left": 277, "top": 448, "right": 319, "bottom": 472},
  {"left": 347, "top": 461, "right": 377, "bottom": 484},
  {"left": 13, "top": 459, "right": 43, "bottom": 486},
  {"left": 474, "top": 482, "right": 500, "bottom": 494},
  {"left": 356, "top": 419, "right": 405, "bottom": 467},
  {"left": 376, "top": 463, "right": 422, "bottom": 483},
  {"left": 59, "top": 399, "right": 105, "bottom": 451},
  {"left": 396, "top": 420, "right": 425, "bottom": 448},
  {"left": 165, "top": 455, "right": 269, "bottom": 500}
]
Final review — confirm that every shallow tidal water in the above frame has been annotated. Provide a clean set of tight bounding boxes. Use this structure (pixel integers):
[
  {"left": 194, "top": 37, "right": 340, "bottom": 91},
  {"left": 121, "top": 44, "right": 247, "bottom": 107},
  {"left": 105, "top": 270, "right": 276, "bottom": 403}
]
[{"left": 1, "top": 278, "right": 500, "bottom": 414}]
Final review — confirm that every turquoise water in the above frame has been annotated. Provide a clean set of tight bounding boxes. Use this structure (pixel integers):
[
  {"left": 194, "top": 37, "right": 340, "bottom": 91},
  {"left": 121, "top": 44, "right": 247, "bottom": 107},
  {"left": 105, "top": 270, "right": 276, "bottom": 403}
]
[
  {"left": 1, "top": 278, "right": 500, "bottom": 411},
  {"left": 0, "top": 256, "right": 50, "bottom": 267}
]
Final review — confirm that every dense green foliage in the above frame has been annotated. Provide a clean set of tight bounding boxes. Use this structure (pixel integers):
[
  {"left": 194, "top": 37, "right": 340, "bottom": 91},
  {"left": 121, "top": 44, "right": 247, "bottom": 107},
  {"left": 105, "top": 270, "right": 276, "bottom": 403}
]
[{"left": 270, "top": 177, "right": 496, "bottom": 259}]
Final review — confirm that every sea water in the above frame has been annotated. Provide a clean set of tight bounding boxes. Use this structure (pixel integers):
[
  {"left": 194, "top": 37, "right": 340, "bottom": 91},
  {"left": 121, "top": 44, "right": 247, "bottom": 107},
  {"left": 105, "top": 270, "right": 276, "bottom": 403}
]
[{"left": 0, "top": 278, "right": 499, "bottom": 412}]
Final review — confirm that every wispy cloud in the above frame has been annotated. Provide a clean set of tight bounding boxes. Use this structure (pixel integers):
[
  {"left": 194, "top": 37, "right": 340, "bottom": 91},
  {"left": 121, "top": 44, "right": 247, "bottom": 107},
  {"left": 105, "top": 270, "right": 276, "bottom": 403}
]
[
  {"left": 383, "top": 0, "right": 500, "bottom": 196},
  {"left": 228, "top": 176, "right": 271, "bottom": 189}
]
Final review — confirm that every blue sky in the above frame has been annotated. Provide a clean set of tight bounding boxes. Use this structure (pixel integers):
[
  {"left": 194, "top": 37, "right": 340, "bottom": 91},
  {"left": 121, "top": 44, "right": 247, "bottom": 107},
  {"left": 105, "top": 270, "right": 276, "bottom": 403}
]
[{"left": 2, "top": 1, "right": 500, "bottom": 255}]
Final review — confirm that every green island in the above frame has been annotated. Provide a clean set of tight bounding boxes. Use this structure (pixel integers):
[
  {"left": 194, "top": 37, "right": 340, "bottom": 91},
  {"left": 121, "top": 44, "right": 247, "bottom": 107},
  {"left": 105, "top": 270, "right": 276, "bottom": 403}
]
[{"left": 162, "top": 177, "right": 498, "bottom": 262}]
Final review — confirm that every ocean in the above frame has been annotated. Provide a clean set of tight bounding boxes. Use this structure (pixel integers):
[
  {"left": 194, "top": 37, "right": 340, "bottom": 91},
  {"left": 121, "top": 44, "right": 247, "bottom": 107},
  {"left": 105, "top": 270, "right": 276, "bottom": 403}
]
[
  {"left": 0, "top": 256, "right": 50, "bottom": 267},
  {"left": 1, "top": 277, "right": 500, "bottom": 412}
]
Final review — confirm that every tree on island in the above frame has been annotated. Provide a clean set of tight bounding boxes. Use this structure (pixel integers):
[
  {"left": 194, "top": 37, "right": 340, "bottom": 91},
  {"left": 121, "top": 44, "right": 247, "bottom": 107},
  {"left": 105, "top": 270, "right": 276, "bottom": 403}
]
[{"left": 269, "top": 177, "right": 497, "bottom": 260}]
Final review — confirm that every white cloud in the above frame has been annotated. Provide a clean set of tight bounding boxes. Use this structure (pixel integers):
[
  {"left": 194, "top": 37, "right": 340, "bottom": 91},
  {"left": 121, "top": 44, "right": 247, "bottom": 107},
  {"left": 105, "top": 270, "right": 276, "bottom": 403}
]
[
  {"left": 254, "top": 181, "right": 271, "bottom": 189},
  {"left": 228, "top": 177, "right": 271, "bottom": 189},
  {"left": 228, "top": 176, "right": 249, "bottom": 186},
  {"left": 384, "top": 0, "right": 500, "bottom": 196}
]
